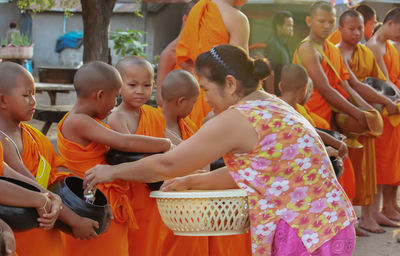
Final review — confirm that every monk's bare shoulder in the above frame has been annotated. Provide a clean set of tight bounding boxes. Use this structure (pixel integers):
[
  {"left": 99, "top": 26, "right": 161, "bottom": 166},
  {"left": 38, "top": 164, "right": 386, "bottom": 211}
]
[
  {"left": 298, "top": 41, "right": 320, "bottom": 64},
  {"left": 366, "top": 38, "right": 384, "bottom": 56},
  {"left": 108, "top": 107, "right": 130, "bottom": 131}
]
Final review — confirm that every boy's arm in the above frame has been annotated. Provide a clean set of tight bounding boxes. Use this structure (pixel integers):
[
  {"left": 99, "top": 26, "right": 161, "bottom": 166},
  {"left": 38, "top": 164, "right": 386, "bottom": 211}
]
[
  {"left": 367, "top": 42, "right": 400, "bottom": 95},
  {"left": 298, "top": 42, "right": 366, "bottom": 122},
  {"left": 0, "top": 218, "right": 15, "bottom": 256},
  {"left": 67, "top": 114, "right": 172, "bottom": 153},
  {"left": 226, "top": 10, "right": 250, "bottom": 52}
]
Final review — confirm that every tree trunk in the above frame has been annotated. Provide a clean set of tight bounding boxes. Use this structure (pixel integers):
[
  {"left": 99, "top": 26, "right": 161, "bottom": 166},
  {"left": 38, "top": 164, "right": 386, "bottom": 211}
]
[{"left": 81, "top": 0, "right": 117, "bottom": 63}]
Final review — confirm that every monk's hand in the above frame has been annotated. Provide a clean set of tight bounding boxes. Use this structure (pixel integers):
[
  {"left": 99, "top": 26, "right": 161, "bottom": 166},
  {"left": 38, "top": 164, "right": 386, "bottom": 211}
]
[
  {"left": 0, "top": 220, "right": 16, "bottom": 256},
  {"left": 326, "top": 146, "right": 339, "bottom": 158},
  {"left": 71, "top": 217, "right": 99, "bottom": 240},
  {"left": 161, "top": 176, "right": 190, "bottom": 191},
  {"left": 385, "top": 101, "right": 399, "bottom": 115},
  {"left": 38, "top": 192, "right": 62, "bottom": 230},
  {"left": 83, "top": 164, "right": 115, "bottom": 192},
  {"left": 356, "top": 110, "right": 369, "bottom": 130},
  {"left": 102, "top": 204, "right": 114, "bottom": 234},
  {"left": 337, "top": 141, "right": 348, "bottom": 160}
]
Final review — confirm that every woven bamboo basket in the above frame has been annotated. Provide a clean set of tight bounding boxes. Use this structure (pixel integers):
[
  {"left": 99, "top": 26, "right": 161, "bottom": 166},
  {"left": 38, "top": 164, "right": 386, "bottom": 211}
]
[{"left": 150, "top": 189, "right": 249, "bottom": 236}]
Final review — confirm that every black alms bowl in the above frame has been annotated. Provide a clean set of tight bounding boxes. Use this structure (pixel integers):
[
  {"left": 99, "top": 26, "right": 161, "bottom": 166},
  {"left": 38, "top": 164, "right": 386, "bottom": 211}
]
[
  {"left": 48, "top": 176, "right": 108, "bottom": 234},
  {"left": 106, "top": 149, "right": 164, "bottom": 191},
  {"left": 0, "top": 176, "right": 39, "bottom": 231}
]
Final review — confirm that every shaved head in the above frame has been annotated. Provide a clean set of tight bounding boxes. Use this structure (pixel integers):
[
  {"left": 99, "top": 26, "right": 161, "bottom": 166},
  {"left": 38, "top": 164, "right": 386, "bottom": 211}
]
[
  {"left": 383, "top": 8, "right": 400, "bottom": 24},
  {"left": 339, "top": 10, "right": 362, "bottom": 27},
  {"left": 280, "top": 64, "right": 309, "bottom": 93},
  {"left": 0, "top": 62, "right": 33, "bottom": 94},
  {"left": 161, "top": 70, "right": 199, "bottom": 102},
  {"left": 115, "top": 56, "right": 154, "bottom": 78},
  {"left": 74, "top": 61, "right": 122, "bottom": 97},
  {"left": 310, "top": 1, "right": 334, "bottom": 17}
]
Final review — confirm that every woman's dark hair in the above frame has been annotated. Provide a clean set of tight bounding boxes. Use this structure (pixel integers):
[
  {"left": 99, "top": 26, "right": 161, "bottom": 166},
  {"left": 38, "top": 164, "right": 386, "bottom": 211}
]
[{"left": 195, "top": 44, "right": 271, "bottom": 96}]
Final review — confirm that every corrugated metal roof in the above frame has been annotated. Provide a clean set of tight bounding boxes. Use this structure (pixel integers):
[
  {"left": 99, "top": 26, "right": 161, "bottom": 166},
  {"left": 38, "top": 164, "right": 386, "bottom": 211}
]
[{"left": 29, "top": 1, "right": 140, "bottom": 13}]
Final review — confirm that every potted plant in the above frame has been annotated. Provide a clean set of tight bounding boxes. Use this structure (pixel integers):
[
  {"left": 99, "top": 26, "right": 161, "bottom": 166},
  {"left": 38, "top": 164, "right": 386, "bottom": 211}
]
[
  {"left": 0, "top": 33, "right": 33, "bottom": 60},
  {"left": 110, "top": 28, "right": 146, "bottom": 57}
]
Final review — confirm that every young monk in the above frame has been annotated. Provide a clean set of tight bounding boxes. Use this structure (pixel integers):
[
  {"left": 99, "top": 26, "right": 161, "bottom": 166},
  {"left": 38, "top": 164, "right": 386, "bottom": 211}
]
[
  {"left": 338, "top": 9, "right": 400, "bottom": 233},
  {"left": 279, "top": 64, "right": 348, "bottom": 165},
  {"left": 0, "top": 62, "right": 106, "bottom": 256},
  {"left": 57, "top": 61, "right": 172, "bottom": 256},
  {"left": 366, "top": 8, "right": 400, "bottom": 224},
  {"left": 176, "top": 0, "right": 250, "bottom": 127},
  {"left": 328, "top": 4, "right": 378, "bottom": 45},
  {"left": 156, "top": 0, "right": 198, "bottom": 106},
  {"left": 108, "top": 56, "right": 167, "bottom": 255}
]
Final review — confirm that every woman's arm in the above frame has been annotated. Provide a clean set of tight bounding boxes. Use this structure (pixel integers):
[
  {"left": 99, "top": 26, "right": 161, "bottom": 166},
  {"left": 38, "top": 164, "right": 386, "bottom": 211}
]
[{"left": 84, "top": 109, "right": 258, "bottom": 190}]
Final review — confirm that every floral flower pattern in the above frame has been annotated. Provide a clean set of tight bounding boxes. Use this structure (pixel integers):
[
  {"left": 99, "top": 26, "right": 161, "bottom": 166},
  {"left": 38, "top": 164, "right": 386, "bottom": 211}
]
[{"left": 224, "top": 97, "right": 356, "bottom": 256}]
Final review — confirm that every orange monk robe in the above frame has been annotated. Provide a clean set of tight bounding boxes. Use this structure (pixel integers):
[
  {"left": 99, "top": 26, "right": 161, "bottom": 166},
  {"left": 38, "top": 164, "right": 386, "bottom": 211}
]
[
  {"left": 346, "top": 44, "right": 387, "bottom": 205},
  {"left": 159, "top": 115, "right": 210, "bottom": 256},
  {"left": 295, "top": 104, "right": 356, "bottom": 200},
  {"left": 57, "top": 113, "right": 136, "bottom": 256},
  {"left": 374, "top": 41, "right": 400, "bottom": 185},
  {"left": 14, "top": 123, "right": 71, "bottom": 256},
  {"left": 327, "top": 29, "right": 342, "bottom": 45},
  {"left": 127, "top": 104, "right": 169, "bottom": 256},
  {"left": 294, "top": 41, "right": 350, "bottom": 123},
  {"left": 176, "top": 0, "right": 229, "bottom": 127}
]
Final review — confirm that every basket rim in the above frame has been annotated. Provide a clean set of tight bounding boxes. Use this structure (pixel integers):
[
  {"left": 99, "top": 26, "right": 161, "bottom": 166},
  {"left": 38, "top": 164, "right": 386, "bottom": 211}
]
[{"left": 150, "top": 189, "right": 247, "bottom": 198}]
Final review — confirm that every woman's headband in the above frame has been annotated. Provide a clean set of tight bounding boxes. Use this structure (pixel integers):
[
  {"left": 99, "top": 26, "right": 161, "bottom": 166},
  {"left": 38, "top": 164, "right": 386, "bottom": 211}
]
[{"left": 210, "top": 47, "right": 237, "bottom": 78}]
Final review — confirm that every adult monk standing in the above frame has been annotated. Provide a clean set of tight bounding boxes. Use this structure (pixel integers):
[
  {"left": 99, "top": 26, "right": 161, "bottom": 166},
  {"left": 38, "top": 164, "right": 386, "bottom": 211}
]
[
  {"left": 366, "top": 7, "right": 400, "bottom": 224},
  {"left": 176, "top": 0, "right": 250, "bottom": 127},
  {"left": 337, "top": 9, "right": 399, "bottom": 234}
]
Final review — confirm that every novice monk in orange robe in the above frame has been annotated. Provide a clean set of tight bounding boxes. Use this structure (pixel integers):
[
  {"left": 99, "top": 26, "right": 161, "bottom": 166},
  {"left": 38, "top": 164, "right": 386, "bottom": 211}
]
[
  {"left": 337, "top": 10, "right": 399, "bottom": 233},
  {"left": 367, "top": 8, "right": 400, "bottom": 224},
  {"left": 56, "top": 61, "right": 172, "bottom": 256},
  {"left": 279, "top": 64, "right": 353, "bottom": 200},
  {"left": 108, "top": 56, "right": 171, "bottom": 256},
  {"left": 161, "top": 69, "right": 251, "bottom": 256},
  {"left": 0, "top": 62, "right": 103, "bottom": 256},
  {"left": 176, "top": 0, "right": 250, "bottom": 127}
]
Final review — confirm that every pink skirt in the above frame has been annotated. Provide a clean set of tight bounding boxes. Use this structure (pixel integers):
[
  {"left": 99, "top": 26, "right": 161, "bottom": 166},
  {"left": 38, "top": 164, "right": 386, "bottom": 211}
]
[{"left": 271, "top": 220, "right": 355, "bottom": 256}]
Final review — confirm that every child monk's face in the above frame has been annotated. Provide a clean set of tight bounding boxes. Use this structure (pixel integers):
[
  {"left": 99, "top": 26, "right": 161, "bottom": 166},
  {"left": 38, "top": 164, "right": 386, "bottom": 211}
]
[
  {"left": 5, "top": 74, "right": 36, "bottom": 122},
  {"left": 364, "top": 15, "right": 376, "bottom": 39},
  {"left": 121, "top": 64, "right": 154, "bottom": 109},
  {"left": 97, "top": 87, "right": 120, "bottom": 120},
  {"left": 340, "top": 16, "right": 364, "bottom": 46},
  {"left": 308, "top": 8, "right": 336, "bottom": 40},
  {"left": 387, "top": 20, "right": 400, "bottom": 42}
]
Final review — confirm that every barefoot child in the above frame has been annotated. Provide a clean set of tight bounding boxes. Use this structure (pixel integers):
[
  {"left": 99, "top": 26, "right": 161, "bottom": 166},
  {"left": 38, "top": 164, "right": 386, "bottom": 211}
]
[
  {"left": 57, "top": 61, "right": 172, "bottom": 256},
  {"left": 0, "top": 62, "right": 101, "bottom": 256}
]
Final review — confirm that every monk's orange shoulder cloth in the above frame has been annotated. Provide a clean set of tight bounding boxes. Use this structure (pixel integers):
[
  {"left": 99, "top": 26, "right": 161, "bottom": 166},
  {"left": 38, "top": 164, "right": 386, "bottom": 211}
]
[
  {"left": 128, "top": 104, "right": 167, "bottom": 256},
  {"left": 176, "top": 0, "right": 229, "bottom": 67},
  {"left": 373, "top": 41, "right": 400, "bottom": 186},
  {"left": 57, "top": 113, "right": 136, "bottom": 256},
  {"left": 176, "top": 0, "right": 229, "bottom": 127},
  {"left": 327, "top": 29, "right": 342, "bottom": 45},
  {"left": 14, "top": 123, "right": 71, "bottom": 256},
  {"left": 179, "top": 116, "right": 198, "bottom": 140},
  {"left": 294, "top": 40, "right": 350, "bottom": 122},
  {"left": 384, "top": 41, "right": 400, "bottom": 88},
  {"left": 350, "top": 44, "right": 386, "bottom": 82}
]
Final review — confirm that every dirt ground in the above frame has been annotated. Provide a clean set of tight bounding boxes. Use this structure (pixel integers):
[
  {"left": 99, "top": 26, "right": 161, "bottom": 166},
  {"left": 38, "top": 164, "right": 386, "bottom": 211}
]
[{"left": 31, "top": 90, "right": 400, "bottom": 256}]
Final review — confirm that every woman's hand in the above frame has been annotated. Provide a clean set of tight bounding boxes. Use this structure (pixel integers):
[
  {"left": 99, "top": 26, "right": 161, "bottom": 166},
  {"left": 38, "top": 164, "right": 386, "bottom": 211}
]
[
  {"left": 37, "top": 192, "right": 62, "bottom": 230},
  {"left": 0, "top": 220, "right": 15, "bottom": 256},
  {"left": 326, "top": 146, "right": 339, "bottom": 158},
  {"left": 70, "top": 217, "right": 99, "bottom": 240},
  {"left": 160, "top": 176, "right": 191, "bottom": 191},
  {"left": 337, "top": 141, "right": 348, "bottom": 160},
  {"left": 83, "top": 165, "right": 116, "bottom": 192}
]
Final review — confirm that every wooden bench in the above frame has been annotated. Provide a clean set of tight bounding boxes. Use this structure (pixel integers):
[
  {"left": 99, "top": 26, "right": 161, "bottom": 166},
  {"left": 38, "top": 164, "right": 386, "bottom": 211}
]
[
  {"left": 33, "top": 105, "right": 72, "bottom": 135},
  {"left": 38, "top": 66, "right": 77, "bottom": 84}
]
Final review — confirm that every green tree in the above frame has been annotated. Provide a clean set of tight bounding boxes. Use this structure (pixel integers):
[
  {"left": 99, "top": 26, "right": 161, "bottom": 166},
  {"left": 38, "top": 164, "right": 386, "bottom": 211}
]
[{"left": 16, "top": 0, "right": 134, "bottom": 63}]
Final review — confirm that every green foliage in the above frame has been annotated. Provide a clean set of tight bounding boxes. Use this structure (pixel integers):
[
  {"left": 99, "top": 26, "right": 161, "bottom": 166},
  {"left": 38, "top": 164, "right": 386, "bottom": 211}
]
[
  {"left": 1, "top": 38, "right": 8, "bottom": 47},
  {"left": 16, "top": 0, "right": 78, "bottom": 14},
  {"left": 10, "top": 33, "right": 32, "bottom": 46},
  {"left": 110, "top": 29, "right": 147, "bottom": 57}
]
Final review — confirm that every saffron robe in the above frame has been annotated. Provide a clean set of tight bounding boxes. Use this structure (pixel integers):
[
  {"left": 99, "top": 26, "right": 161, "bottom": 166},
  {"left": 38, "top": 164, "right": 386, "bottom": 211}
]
[
  {"left": 176, "top": 0, "right": 229, "bottom": 127},
  {"left": 57, "top": 113, "right": 136, "bottom": 256},
  {"left": 374, "top": 41, "right": 400, "bottom": 185},
  {"left": 127, "top": 105, "right": 168, "bottom": 256},
  {"left": 327, "top": 30, "right": 342, "bottom": 45},
  {"left": 347, "top": 44, "right": 386, "bottom": 205},
  {"left": 294, "top": 41, "right": 350, "bottom": 123},
  {"left": 295, "top": 104, "right": 356, "bottom": 201},
  {"left": 14, "top": 123, "right": 70, "bottom": 256}
]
